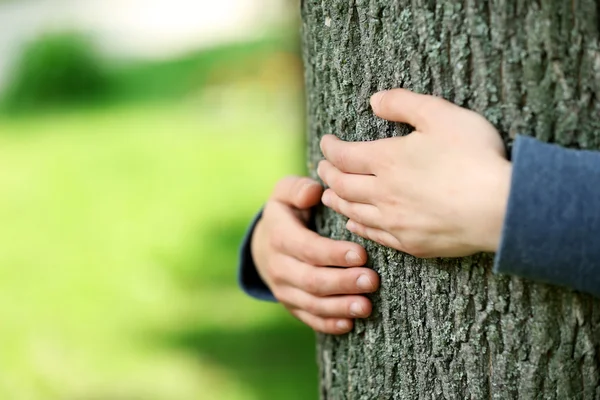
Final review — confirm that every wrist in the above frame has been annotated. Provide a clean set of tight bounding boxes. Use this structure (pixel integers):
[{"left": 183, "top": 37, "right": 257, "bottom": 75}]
[
  {"left": 250, "top": 218, "right": 275, "bottom": 288},
  {"left": 250, "top": 217, "right": 265, "bottom": 268},
  {"left": 479, "top": 160, "right": 512, "bottom": 253}
]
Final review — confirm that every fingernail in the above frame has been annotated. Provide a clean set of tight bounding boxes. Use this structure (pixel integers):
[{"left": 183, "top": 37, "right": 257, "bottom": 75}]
[
  {"left": 319, "top": 136, "right": 328, "bottom": 151},
  {"left": 317, "top": 160, "right": 324, "bottom": 174},
  {"left": 356, "top": 274, "right": 373, "bottom": 291},
  {"left": 336, "top": 320, "right": 350, "bottom": 331},
  {"left": 345, "top": 250, "right": 362, "bottom": 265},
  {"left": 302, "top": 181, "right": 319, "bottom": 193},
  {"left": 370, "top": 90, "right": 387, "bottom": 106},
  {"left": 350, "top": 302, "right": 364, "bottom": 317},
  {"left": 322, "top": 191, "right": 331, "bottom": 206}
]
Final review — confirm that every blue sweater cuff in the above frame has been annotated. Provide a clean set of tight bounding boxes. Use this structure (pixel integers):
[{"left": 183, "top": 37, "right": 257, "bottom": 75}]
[
  {"left": 494, "top": 135, "right": 600, "bottom": 297},
  {"left": 238, "top": 210, "right": 277, "bottom": 302}
]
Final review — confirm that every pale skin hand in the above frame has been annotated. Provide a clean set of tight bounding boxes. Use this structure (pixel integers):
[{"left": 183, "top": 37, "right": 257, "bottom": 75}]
[
  {"left": 317, "top": 88, "right": 512, "bottom": 258},
  {"left": 251, "top": 176, "right": 380, "bottom": 334}
]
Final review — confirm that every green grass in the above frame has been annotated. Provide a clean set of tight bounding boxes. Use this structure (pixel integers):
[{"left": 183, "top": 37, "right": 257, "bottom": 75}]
[{"left": 0, "top": 91, "right": 316, "bottom": 400}]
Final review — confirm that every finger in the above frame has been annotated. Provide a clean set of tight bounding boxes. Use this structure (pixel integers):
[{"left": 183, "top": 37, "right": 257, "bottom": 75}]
[
  {"left": 272, "top": 176, "right": 323, "bottom": 209},
  {"left": 317, "top": 160, "right": 377, "bottom": 203},
  {"left": 291, "top": 309, "right": 353, "bottom": 335},
  {"left": 370, "top": 89, "right": 452, "bottom": 129},
  {"left": 275, "top": 219, "right": 368, "bottom": 267},
  {"left": 320, "top": 135, "right": 377, "bottom": 174},
  {"left": 322, "top": 189, "right": 382, "bottom": 228},
  {"left": 284, "top": 289, "right": 372, "bottom": 319},
  {"left": 280, "top": 259, "right": 379, "bottom": 295},
  {"left": 346, "top": 219, "right": 402, "bottom": 249}
]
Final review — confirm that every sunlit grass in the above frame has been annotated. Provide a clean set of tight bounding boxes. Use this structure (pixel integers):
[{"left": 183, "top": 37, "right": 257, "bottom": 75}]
[{"left": 0, "top": 91, "right": 316, "bottom": 400}]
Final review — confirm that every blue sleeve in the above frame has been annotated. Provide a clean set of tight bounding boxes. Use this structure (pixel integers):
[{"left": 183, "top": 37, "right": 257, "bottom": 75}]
[
  {"left": 494, "top": 135, "right": 600, "bottom": 297},
  {"left": 238, "top": 210, "right": 277, "bottom": 302}
]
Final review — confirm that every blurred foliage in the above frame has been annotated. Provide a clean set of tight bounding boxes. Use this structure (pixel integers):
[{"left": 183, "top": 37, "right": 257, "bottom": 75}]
[
  {"left": 165, "top": 216, "right": 251, "bottom": 289},
  {"left": 2, "top": 32, "right": 111, "bottom": 112},
  {"left": 1, "top": 28, "right": 302, "bottom": 115},
  {"left": 111, "top": 30, "right": 302, "bottom": 104}
]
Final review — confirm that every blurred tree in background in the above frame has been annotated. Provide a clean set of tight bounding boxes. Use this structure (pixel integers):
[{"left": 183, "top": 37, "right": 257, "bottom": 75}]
[
  {"left": 1, "top": 28, "right": 304, "bottom": 114},
  {"left": 2, "top": 32, "right": 110, "bottom": 112}
]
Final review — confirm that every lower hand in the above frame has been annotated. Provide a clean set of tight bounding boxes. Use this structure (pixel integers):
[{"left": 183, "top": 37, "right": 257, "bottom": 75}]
[
  {"left": 318, "top": 89, "right": 512, "bottom": 258},
  {"left": 251, "top": 176, "right": 380, "bottom": 334}
]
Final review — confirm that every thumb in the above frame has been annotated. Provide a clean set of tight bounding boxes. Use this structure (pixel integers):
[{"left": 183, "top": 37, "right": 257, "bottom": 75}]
[
  {"left": 370, "top": 88, "right": 452, "bottom": 130},
  {"left": 272, "top": 176, "right": 323, "bottom": 210}
]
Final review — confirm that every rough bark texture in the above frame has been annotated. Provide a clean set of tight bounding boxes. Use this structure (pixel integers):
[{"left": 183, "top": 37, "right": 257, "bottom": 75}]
[{"left": 302, "top": 1, "right": 600, "bottom": 399}]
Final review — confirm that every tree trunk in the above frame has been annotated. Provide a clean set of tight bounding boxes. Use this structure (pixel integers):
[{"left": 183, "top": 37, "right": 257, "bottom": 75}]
[{"left": 302, "top": 1, "right": 600, "bottom": 399}]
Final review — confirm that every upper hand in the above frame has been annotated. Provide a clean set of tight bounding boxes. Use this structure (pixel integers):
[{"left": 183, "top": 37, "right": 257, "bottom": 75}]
[
  {"left": 318, "top": 89, "right": 512, "bottom": 258},
  {"left": 251, "top": 176, "right": 380, "bottom": 334}
]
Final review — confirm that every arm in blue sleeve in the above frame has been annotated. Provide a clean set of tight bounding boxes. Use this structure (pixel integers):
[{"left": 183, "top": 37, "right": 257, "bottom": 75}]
[
  {"left": 238, "top": 210, "right": 277, "bottom": 302},
  {"left": 494, "top": 135, "right": 600, "bottom": 297}
]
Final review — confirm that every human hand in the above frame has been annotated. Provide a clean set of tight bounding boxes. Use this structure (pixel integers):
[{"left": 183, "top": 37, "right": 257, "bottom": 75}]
[
  {"left": 318, "top": 89, "right": 512, "bottom": 258},
  {"left": 251, "top": 176, "right": 380, "bottom": 334}
]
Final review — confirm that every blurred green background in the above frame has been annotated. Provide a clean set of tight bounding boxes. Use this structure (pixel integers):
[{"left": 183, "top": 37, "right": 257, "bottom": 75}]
[{"left": 0, "top": 1, "right": 317, "bottom": 399}]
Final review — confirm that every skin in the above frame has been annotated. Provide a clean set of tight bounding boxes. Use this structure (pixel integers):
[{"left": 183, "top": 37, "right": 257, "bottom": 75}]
[
  {"left": 250, "top": 176, "right": 380, "bottom": 335},
  {"left": 318, "top": 88, "right": 512, "bottom": 258}
]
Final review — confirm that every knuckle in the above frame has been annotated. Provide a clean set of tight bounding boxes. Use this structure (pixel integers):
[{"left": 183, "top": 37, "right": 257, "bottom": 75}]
[
  {"left": 382, "top": 218, "right": 398, "bottom": 234},
  {"left": 301, "top": 245, "right": 319, "bottom": 264},
  {"left": 321, "top": 241, "right": 344, "bottom": 267},
  {"left": 268, "top": 229, "right": 284, "bottom": 251},
  {"left": 372, "top": 232, "right": 387, "bottom": 247},
  {"left": 332, "top": 175, "right": 346, "bottom": 196},
  {"left": 407, "top": 246, "right": 423, "bottom": 258},
  {"left": 403, "top": 237, "right": 426, "bottom": 258},
  {"left": 267, "top": 263, "right": 283, "bottom": 284},
  {"left": 304, "top": 273, "right": 324, "bottom": 296},
  {"left": 318, "top": 160, "right": 329, "bottom": 179},
  {"left": 313, "top": 320, "right": 328, "bottom": 334},
  {"left": 336, "top": 148, "right": 349, "bottom": 170},
  {"left": 343, "top": 207, "right": 360, "bottom": 225},
  {"left": 304, "top": 298, "right": 320, "bottom": 315},
  {"left": 272, "top": 288, "right": 286, "bottom": 303},
  {"left": 347, "top": 203, "right": 360, "bottom": 219},
  {"left": 327, "top": 192, "right": 339, "bottom": 211},
  {"left": 307, "top": 321, "right": 320, "bottom": 332},
  {"left": 335, "top": 197, "right": 348, "bottom": 216},
  {"left": 269, "top": 224, "right": 289, "bottom": 250}
]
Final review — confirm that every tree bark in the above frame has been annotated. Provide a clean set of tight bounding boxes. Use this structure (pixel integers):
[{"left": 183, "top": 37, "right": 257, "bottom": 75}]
[{"left": 302, "top": 1, "right": 600, "bottom": 399}]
